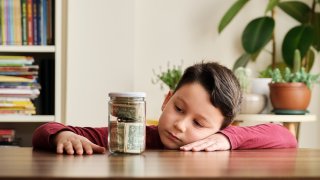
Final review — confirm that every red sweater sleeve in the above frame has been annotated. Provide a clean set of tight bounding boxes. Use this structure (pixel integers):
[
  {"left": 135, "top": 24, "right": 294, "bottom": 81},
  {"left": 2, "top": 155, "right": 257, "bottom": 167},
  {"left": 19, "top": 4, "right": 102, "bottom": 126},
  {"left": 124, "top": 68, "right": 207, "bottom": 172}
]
[
  {"left": 219, "top": 123, "right": 298, "bottom": 149},
  {"left": 32, "top": 122, "right": 164, "bottom": 151},
  {"left": 32, "top": 122, "right": 108, "bottom": 151}
]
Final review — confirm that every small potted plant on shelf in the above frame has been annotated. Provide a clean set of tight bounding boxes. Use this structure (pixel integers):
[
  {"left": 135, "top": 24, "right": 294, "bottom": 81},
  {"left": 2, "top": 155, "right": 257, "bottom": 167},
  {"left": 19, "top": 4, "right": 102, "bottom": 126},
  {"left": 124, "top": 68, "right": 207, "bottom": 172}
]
[
  {"left": 219, "top": 0, "right": 320, "bottom": 114},
  {"left": 234, "top": 67, "right": 266, "bottom": 114},
  {"left": 218, "top": 0, "right": 320, "bottom": 71},
  {"left": 268, "top": 50, "right": 320, "bottom": 115},
  {"left": 152, "top": 62, "right": 183, "bottom": 91}
]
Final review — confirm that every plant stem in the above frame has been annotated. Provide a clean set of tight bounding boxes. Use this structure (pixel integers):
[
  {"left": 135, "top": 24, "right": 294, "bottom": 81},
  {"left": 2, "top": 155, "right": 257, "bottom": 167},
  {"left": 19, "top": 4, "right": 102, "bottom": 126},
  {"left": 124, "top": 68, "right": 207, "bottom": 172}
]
[
  {"left": 311, "top": 0, "right": 316, "bottom": 24},
  {"left": 271, "top": 8, "right": 276, "bottom": 69},
  {"left": 304, "top": 0, "right": 316, "bottom": 72}
]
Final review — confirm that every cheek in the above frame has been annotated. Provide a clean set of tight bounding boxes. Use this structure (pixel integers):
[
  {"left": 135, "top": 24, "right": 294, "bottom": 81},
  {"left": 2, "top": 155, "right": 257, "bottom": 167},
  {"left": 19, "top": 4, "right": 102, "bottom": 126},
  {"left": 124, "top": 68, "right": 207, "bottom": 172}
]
[
  {"left": 158, "top": 106, "right": 179, "bottom": 133},
  {"left": 158, "top": 109, "right": 173, "bottom": 127}
]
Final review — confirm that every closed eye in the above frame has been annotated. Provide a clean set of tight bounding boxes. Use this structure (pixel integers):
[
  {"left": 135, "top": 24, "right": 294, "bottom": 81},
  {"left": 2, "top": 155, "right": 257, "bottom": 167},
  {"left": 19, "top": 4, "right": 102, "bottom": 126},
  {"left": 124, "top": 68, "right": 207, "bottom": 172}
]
[
  {"left": 193, "top": 120, "right": 203, "bottom": 127},
  {"left": 174, "top": 105, "right": 183, "bottom": 113}
]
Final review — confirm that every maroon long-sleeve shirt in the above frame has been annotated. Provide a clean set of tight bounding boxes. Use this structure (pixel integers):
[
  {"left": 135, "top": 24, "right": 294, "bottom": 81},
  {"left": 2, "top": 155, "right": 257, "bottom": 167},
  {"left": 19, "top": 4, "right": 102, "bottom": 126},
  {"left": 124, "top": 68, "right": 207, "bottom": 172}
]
[{"left": 32, "top": 122, "right": 297, "bottom": 151}]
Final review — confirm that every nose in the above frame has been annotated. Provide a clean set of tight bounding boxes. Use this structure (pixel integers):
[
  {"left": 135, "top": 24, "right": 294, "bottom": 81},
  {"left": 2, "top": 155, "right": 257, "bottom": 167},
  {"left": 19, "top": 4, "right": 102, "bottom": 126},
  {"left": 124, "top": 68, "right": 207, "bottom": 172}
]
[{"left": 173, "top": 117, "right": 187, "bottom": 132}]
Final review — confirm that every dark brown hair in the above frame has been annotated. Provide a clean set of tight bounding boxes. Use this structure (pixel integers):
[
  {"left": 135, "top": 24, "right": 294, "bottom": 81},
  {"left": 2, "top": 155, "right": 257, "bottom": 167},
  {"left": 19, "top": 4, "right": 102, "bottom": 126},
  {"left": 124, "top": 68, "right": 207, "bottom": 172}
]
[{"left": 174, "top": 61, "right": 242, "bottom": 129}]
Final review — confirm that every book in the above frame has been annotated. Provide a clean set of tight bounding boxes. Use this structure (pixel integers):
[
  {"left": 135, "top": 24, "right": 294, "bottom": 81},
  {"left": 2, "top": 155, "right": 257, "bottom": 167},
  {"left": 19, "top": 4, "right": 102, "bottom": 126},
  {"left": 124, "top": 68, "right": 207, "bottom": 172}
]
[
  {"left": 0, "top": 109, "right": 35, "bottom": 114},
  {"left": 21, "top": 0, "right": 27, "bottom": 45},
  {"left": 41, "top": 0, "right": 47, "bottom": 45},
  {"left": 0, "top": 99, "right": 34, "bottom": 108},
  {"left": 26, "top": 0, "right": 33, "bottom": 45},
  {"left": 0, "top": 56, "right": 34, "bottom": 66},
  {"left": 0, "top": 55, "right": 34, "bottom": 61},
  {"left": 0, "top": 0, "right": 2, "bottom": 45},
  {"left": 0, "top": 106, "right": 35, "bottom": 110},
  {"left": 0, "top": 71, "right": 38, "bottom": 75},
  {"left": 32, "top": 0, "right": 38, "bottom": 45},
  {"left": 0, "top": 129, "right": 15, "bottom": 143},
  {"left": 36, "top": 0, "right": 41, "bottom": 44},
  {"left": 0, "top": 88, "right": 40, "bottom": 95},
  {"left": 0, "top": 75, "right": 34, "bottom": 82},
  {"left": 0, "top": 0, "right": 3, "bottom": 45},
  {"left": 0, "top": 82, "right": 39, "bottom": 86},
  {"left": 13, "top": 0, "right": 22, "bottom": 45},
  {"left": 7, "top": 0, "right": 13, "bottom": 45},
  {"left": 1, "top": 0, "right": 7, "bottom": 44},
  {"left": 45, "top": 0, "right": 50, "bottom": 45},
  {"left": 0, "top": 65, "right": 39, "bottom": 72}
]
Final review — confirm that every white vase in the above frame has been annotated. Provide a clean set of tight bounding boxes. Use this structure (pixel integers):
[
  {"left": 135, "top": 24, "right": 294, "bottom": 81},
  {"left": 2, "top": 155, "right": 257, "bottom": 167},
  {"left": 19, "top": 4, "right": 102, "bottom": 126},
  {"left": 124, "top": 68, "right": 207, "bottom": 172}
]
[
  {"left": 251, "top": 78, "right": 272, "bottom": 113},
  {"left": 240, "top": 93, "right": 267, "bottom": 114}
]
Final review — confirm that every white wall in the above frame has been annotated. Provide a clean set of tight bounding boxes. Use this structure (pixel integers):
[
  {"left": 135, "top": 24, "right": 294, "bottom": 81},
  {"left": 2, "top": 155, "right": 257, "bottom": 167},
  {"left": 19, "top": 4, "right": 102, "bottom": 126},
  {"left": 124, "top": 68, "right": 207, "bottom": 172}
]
[
  {"left": 134, "top": 0, "right": 267, "bottom": 120},
  {"left": 66, "top": 0, "right": 134, "bottom": 127},
  {"left": 65, "top": 0, "right": 320, "bottom": 148}
]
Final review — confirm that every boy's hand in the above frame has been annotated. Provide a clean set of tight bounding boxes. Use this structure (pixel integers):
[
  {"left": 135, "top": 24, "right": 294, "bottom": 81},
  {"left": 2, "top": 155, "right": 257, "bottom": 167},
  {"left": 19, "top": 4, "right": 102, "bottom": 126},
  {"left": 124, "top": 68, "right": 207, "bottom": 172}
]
[
  {"left": 180, "top": 133, "right": 231, "bottom": 151},
  {"left": 54, "top": 131, "right": 106, "bottom": 155}
]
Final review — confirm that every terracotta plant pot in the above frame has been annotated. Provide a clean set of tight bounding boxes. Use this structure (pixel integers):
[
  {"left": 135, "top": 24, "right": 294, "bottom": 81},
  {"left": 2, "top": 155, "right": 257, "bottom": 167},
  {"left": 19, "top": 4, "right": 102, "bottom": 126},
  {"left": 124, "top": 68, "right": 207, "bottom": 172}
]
[{"left": 269, "top": 82, "right": 311, "bottom": 110}]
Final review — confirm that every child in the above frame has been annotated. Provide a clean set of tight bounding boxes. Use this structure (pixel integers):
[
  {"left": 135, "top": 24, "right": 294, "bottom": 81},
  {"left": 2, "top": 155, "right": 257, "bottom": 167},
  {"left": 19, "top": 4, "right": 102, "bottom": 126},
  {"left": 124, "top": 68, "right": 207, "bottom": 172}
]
[{"left": 32, "top": 62, "right": 297, "bottom": 155}]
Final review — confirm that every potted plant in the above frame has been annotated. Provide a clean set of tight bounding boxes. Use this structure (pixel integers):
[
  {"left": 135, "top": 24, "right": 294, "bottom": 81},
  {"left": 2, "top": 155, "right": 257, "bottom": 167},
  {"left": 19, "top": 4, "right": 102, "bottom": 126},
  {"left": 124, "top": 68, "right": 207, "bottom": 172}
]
[
  {"left": 218, "top": 0, "right": 320, "bottom": 71},
  {"left": 152, "top": 62, "right": 183, "bottom": 91},
  {"left": 234, "top": 67, "right": 267, "bottom": 114},
  {"left": 268, "top": 50, "right": 320, "bottom": 114}
]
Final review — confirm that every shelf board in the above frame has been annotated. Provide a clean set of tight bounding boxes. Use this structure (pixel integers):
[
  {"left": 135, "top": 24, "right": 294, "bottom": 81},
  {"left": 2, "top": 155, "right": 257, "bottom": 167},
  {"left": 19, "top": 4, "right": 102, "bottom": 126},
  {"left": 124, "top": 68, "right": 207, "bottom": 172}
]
[
  {"left": 0, "top": 115, "right": 55, "bottom": 123},
  {"left": 0, "top": 46, "right": 55, "bottom": 53},
  {"left": 235, "top": 114, "right": 317, "bottom": 122}
]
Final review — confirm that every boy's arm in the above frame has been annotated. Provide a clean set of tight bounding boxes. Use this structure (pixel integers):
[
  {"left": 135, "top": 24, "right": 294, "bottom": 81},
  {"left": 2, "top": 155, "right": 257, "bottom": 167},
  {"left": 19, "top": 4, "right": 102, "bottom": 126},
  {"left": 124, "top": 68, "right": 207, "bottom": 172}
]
[
  {"left": 32, "top": 122, "right": 108, "bottom": 151},
  {"left": 219, "top": 123, "right": 298, "bottom": 149}
]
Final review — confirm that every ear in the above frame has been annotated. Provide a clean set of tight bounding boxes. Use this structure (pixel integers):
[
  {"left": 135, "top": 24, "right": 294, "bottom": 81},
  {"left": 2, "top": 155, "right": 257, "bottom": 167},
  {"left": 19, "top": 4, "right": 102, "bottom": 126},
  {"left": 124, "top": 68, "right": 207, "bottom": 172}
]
[{"left": 161, "top": 91, "right": 173, "bottom": 111}]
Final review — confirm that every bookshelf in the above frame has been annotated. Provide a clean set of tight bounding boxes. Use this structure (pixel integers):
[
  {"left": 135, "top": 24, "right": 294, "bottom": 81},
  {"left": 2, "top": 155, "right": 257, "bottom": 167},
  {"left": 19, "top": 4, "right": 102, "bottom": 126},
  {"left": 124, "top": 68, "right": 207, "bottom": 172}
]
[{"left": 0, "top": 0, "right": 64, "bottom": 146}]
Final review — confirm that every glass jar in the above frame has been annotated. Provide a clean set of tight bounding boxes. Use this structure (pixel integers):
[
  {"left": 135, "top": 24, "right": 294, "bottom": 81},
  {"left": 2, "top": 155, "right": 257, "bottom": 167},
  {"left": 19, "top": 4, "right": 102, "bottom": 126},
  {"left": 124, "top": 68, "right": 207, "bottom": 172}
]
[{"left": 108, "top": 92, "right": 146, "bottom": 154}]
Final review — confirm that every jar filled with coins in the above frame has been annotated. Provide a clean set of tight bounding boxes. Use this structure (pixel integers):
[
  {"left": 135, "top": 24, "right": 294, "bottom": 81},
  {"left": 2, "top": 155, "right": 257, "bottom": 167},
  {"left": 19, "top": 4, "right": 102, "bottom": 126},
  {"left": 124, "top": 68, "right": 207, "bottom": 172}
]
[{"left": 108, "top": 92, "right": 146, "bottom": 154}]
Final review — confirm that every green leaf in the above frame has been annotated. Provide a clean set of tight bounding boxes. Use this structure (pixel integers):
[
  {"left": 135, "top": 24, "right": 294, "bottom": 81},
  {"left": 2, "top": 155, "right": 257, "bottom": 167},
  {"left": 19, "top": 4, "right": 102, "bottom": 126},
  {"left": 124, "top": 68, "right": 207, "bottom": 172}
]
[
  {"left": 278, "top": 1, "right": 311, "bottom": 23},
  {"left": 265, "top": 0, "right": 279, "bottom": 14},
  {"left": 282, "top": 25, "right": 314, "bottom": 69},
  {"left": 305, "top": 49, "right": 315, "bottom": 72},
  {"left": 242, "top": 17, "right": 275, "bottom": 54},
  {"left": 312, "top": 13, "right": 320, "bottom": 51},
  {"left": 232, "top": 53, "right": 251, "bottom": 71},
  {"left": 218, "top": 0, "right": 249, "bottom": 33},
  {"left": 250, "top": 51, "right": 260, "bottom": 62}
]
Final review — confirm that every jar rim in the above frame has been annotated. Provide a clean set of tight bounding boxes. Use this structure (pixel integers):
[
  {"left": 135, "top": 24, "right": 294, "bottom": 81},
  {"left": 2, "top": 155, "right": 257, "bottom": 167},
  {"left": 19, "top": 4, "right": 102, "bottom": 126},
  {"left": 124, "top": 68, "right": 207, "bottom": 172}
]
[{"left": 108, "top": 92, "right": 146, "bottom": 98}]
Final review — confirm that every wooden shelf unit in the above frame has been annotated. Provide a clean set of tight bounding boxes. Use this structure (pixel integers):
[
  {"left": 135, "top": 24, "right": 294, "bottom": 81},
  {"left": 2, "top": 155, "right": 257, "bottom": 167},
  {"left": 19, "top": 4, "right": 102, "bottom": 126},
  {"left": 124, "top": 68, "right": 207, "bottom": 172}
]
[{"left": 0, "top": 0, "right": 64, "bottom": 146}]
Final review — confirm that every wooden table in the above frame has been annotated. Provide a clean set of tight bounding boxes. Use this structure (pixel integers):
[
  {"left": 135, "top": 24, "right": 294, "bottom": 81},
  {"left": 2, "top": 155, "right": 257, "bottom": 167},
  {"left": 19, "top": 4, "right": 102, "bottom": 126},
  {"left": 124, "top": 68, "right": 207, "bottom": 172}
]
[
  {"left": 234, "top": 114, "right": 317, "bottom": 139},
  {"left": 0, "top": 147, "right": 320, "bottom": 179}
]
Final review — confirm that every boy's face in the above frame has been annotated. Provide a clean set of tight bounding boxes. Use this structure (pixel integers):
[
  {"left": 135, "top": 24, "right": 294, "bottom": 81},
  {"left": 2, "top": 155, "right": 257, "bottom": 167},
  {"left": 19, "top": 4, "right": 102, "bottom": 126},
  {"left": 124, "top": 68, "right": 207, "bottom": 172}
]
[{"left": 158, "top": 83, "right": 224, "bottom": 149}]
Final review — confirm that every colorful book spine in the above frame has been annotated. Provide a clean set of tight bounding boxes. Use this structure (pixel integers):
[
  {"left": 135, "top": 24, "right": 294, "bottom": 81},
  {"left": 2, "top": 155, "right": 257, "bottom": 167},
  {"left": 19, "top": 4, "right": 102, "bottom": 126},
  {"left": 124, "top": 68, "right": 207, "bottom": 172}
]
[
  {"left": 36, "top": 0, "right": 41, "bottom": 44},
  {"left": 21, "top": 0, "right": 27, "bottom": 45},
  {"left": 0, "top": 0, "right": 53, "bottom": 46},
  {"left": 8, "top": 0, "right": 13, "bottom": 45},
  {"left": 46, "top": 0, "right": 51, "bottom": 45},
  {"left": 26, "top": 0, "right": 33, "bottom": 45},
  {"left": 32, "top": 0, "right": 37, "bottom": 45},
  {"left": 13, "top": 0, "right": 22, "bottom": 45},
  {"left": 2, "top": 0, "right": 7, "bottom": 44},
  {"left": 0, "top": 0, "right": 2, "bottom": 45},
  {"left": 41, "top": 0, "right": 46, "bottom": 45}
]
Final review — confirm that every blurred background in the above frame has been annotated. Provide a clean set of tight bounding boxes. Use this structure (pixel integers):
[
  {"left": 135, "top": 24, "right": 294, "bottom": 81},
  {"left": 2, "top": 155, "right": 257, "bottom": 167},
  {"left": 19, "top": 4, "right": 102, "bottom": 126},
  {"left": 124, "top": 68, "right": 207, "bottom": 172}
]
[{"left": 63, "top": 0, "right": 319, "bottom": 148}]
